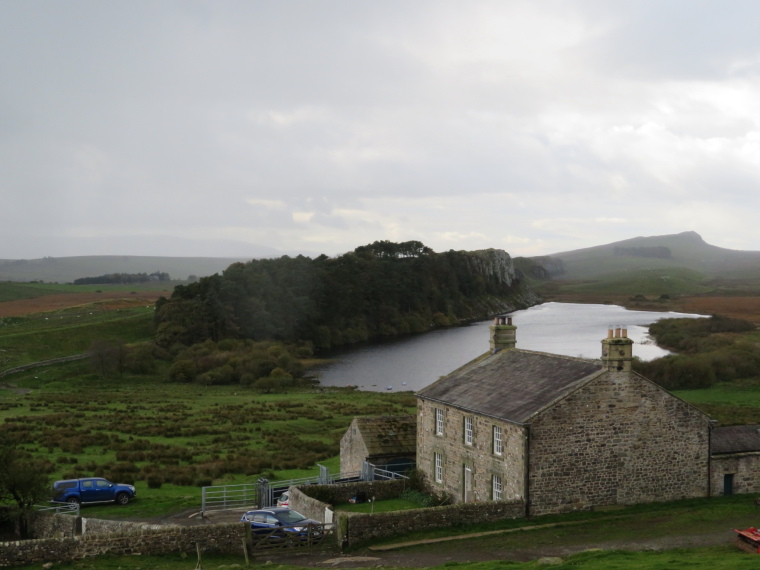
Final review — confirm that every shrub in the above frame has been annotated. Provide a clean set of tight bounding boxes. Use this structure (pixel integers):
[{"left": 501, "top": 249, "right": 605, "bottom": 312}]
[{"left": 146, "top": 476, "right": 163, "bottom": 490}]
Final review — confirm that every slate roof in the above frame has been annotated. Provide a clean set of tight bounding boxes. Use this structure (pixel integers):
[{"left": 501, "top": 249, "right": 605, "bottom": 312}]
[
  {"left": 354, "top": 415, "right": 417, "bottom": 456},
  {"left": 417, "top": 348, "right": 604, "bottom": 424},
  {"left": 711, "top": 425, "right": 760, "bottom": 454}
]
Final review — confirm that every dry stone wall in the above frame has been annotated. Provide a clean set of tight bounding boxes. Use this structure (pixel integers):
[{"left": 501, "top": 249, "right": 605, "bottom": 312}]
[
  {"left": 291, "top": 480, "right": 408, "bottom": 522},
  {"left": 0, "top": 521, "right": 247, "bottom": 568},
  {"left": 341, "top": 500, "right": 524, "bottom": 546}
]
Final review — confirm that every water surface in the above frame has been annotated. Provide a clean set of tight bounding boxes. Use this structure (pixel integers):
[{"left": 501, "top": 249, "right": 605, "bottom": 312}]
[{"left": 313, "top": 302, "right": 705, "bottom": 392}]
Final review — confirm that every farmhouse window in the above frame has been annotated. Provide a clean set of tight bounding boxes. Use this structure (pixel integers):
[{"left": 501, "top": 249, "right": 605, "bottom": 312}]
[
  {"left": 464, "top": 416, "right": 473, "bottom": 446},
  {"left": 492, "top": 474, "right": 503, "bottom": 501},
  {"left": 435, "top": 408, "right": 444, "bottom": 436},
  {"left": 493, "top": 425, "right": 503, "bottom": 455},
  {"left": 434, "top": 452, "right": 444, "bottom": 483}
]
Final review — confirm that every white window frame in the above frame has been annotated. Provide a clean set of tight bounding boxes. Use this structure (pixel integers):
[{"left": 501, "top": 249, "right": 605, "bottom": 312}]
[
  {"left": 434, "top": 452, "right": 443, "bottom": 483},
  {"left": 492, "top": 474, "right": 503, "bottom": 501},
  {"left": 464, "top": 416, "right": 473, "bottom": 446},
  {"left": 435, "top": 408, "right": 444, "bottom": 436},
  {"left": 493, "top": 425, "right": 503, "bottom": 455}
]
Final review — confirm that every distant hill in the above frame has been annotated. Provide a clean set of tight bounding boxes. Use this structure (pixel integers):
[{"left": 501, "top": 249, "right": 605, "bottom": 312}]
[
  {"left": 532, "top": 231, "right": 760, "bottom": 281},
  {"left": 0, "top": 256, "right": 253, "bottom": 284}
]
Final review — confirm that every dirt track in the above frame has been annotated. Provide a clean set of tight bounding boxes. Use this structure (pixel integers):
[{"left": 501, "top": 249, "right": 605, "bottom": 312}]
[{"left": 0, "top": 291, "right": 170, "bottom": 317}]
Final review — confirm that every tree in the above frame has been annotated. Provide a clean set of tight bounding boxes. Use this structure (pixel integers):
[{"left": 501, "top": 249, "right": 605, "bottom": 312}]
[
  {"left": 89, "top": 339, "right": 126, "bottom": 378},
  {"left": 0, "top": 443, "right": 51, "bottom": 539}
]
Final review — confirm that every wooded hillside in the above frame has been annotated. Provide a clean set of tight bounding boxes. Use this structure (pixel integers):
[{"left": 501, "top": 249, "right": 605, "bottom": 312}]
[{"left": 153, "top": 241, "right": 538, "bottom": 350}]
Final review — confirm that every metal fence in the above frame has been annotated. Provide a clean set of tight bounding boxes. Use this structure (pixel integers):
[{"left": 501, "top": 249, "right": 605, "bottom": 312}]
[
  {"left": 37, "top": 502, "right": 80, "bottom": 516},
  {"left": 200, "top": 461, "right": 407, "bottom": 516}
]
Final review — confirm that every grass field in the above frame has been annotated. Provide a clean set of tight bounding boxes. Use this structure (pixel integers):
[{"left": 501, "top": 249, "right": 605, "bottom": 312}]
[
  {"left": 0, "top": 306, "right": 155, "bottom": 368},
  {"left": 0, "top": 354, "right": 415, "bottom": 521}
]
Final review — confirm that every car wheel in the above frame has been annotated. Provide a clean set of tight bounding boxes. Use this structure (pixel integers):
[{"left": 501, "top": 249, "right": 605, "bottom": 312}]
[
  {"left": 115, "top": 492, "right": 130, "bottom": 505},
  {"left": 66, "top": 497, "right": 80, "bottom": 505}
]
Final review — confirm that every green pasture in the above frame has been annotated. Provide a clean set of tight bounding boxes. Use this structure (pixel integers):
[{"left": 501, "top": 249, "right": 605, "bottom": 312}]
[
  {"left": 0, "top": 308, "right": 155, "bottom": 368},
  {"left": 675, "top": 379, "right": 760, "bottom": 425},
  {"left": 0, "top": 360, "right": 416, "bottom": 519},
  {"left": 548, "top": 267, "right": 713, "bottom": 297}
]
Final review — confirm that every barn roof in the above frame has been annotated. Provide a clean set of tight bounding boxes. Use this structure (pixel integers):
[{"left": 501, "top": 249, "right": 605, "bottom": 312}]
[
  {"left": 416, "top": 348, "right": 604, "bottom": 424},
  {"left": 711, "top": 425, "right": 760, "bottom": 454},
  {"left": 354, "top": 415, "right": 416, "bottom": 456}
]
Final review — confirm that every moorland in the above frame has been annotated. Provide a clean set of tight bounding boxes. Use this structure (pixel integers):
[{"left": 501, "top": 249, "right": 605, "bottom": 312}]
[{"left": 4, "top": 233, "right": 760, "bottom": 568}]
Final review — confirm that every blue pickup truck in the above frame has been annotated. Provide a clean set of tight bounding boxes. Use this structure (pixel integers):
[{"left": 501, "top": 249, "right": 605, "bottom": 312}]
[{"left": 52, "top": 477, "right": 136, "bottom": 506}]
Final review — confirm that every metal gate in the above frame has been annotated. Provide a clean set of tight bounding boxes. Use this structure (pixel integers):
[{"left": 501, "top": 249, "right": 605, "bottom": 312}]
[{"left": 201, "top": 462, "right": 407, "bottom": 516}]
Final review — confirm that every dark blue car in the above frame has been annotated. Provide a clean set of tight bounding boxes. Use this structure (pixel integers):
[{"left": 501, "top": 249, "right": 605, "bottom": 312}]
[{"left": 241, "top": 507, "right": 321, "bottom": 540}]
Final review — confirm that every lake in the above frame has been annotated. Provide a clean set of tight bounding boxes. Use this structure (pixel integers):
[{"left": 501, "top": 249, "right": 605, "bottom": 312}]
[{"left": 312, "top": 302, "right": 705, "bottom": 392}]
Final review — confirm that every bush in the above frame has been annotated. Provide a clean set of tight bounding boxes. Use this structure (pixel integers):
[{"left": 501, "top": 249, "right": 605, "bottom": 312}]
[{"left": 146, "top": 475, "right": 163, "bottom": 489}]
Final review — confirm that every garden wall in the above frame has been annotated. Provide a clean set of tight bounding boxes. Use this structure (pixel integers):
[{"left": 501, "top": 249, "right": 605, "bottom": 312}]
[
  {"left": 31, "top": 513, "right": 79, "bottom": 539},
  {"left": 340, "top": 499, "right": 525, "bottom": 546},
  {"left": 290, "top": 480, "right": 408, "bottom": 522},
  {"left": 291, "top": 480, "right": 525, "bottom": 547},
  {"left": 0, "top": 522, "right": 247, "bottom": 568}
]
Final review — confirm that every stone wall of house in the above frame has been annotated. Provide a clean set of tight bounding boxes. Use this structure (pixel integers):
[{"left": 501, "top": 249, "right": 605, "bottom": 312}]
[
  {"left": 0, "top": 522, "right": 247, "bottom": 568},
  {"left": 339, "top": 418, "right": 369, "bottom": 474},
  {"left": 528, "top": 371, "right": 711, "bottom": 516},
  {"left": 416, "top": 399, "right": 527, "bottom": 504},
  {"left": 340, "top": 500, "right": 524, "bottom": 546},
  {"left": 711, "top": 453, "right": 760, "bottom": 496}
]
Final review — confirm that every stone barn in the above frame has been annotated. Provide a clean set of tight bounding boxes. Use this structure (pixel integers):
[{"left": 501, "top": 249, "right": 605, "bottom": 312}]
[
  {"left": 710, "top": 425, "right": 760, "bottom": 496},
  {"left": 416, "top": 316, "right": 713, "bottom": 516},
  {"left": 340, "top": 415, "right": 416, "bottom": 475}
]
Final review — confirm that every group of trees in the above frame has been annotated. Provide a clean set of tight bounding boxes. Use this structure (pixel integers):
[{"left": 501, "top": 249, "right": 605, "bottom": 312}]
[
  {"left": 633, "top": 315, "right": 760, "bottom": 390},
  {"left": 74, "top": 271, "right": 171, "bottom": 285},
  {"left": 166, "top": 338, "right": 307, "bottom": 390},
  {"left": 153, "top": 241, "right": 526, "bottom": 351}
]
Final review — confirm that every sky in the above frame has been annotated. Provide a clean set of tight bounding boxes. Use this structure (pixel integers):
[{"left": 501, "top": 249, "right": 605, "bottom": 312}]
[{"left": 3, "top": 1, "right": 760, "bottom": 260}]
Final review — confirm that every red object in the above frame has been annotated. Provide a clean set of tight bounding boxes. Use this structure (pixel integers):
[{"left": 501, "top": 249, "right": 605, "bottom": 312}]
[{"left": 734, "top": 527, "right": 760, "bottom": 554}]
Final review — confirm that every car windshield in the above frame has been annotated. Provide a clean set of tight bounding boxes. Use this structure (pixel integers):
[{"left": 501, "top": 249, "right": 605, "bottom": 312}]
[{"left": 276, "top": 510, "right": 307, "bottom": 524}]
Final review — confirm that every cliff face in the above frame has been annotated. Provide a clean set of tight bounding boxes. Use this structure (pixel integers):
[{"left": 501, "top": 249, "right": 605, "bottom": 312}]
[
  {"left": 458, "top": 248, "right": 541, "bottom": 320},
  {"left": 467, "top": 248, "right": 517, "bottom": 286}
]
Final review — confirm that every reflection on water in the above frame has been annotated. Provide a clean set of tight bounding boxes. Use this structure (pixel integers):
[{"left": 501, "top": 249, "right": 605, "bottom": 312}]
[{"left": 313, "top": 302, "right": 705, "bottom": 392}]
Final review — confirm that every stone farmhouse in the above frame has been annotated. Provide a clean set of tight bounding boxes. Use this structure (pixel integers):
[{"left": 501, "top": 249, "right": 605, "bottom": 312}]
[{"left": 415, "top": 316, "right": 714, "bottom": 516}]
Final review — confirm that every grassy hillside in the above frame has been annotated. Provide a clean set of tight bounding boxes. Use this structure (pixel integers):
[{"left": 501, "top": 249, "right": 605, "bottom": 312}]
[
  {"left": 0, "top": 255, "right": 252, "bottom": 283},
  {"left": 541, "top": 231, "right": 760, "bottom": 281},
  {"left": 552, "top": 267, "right": 713, "bottom": 297}
]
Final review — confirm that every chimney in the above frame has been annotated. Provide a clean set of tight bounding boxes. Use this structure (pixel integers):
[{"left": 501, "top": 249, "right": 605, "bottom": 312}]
[
  {"left": 490, "top": 315, "right": 516, "bottom": 354},
  {"left": 601, "top": 325, "right": 634, "bottom": 371}
]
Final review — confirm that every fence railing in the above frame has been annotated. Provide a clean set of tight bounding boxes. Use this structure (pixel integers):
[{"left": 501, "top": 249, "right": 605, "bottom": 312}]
[
  {"left": 37, "top": 502, "right": 80, "bottom": 516},
  {"left": 201, "top": 462, "right": 408, "bottom": 516}
]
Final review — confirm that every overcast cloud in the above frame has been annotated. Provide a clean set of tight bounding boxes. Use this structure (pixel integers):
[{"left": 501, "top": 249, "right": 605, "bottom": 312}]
[{"left": 3, "top": 0, "right": 760, "bottom": 259}]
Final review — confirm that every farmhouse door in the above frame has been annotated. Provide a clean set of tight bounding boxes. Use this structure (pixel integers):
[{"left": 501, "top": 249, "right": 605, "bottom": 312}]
[
  {"left": 724, "top": 473, "right": 734, "bottom": 496},
  {"left": 464, "top": 466, "right": 473, "bottom": 503}
]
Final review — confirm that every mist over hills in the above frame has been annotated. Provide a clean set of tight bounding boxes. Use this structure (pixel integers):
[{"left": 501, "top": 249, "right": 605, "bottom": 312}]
[
  {"left": 0, "top": 256, "right": 254, "bottom": 284},
  {"left": 534, "top": 231, "right": 760, "bottom": 281},
  {"left": 3, "top": 231, "right": 758, "bottom": 286}
]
